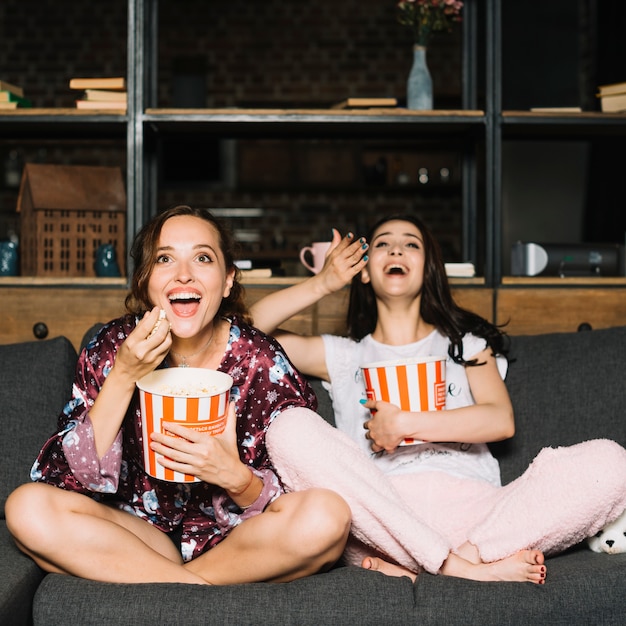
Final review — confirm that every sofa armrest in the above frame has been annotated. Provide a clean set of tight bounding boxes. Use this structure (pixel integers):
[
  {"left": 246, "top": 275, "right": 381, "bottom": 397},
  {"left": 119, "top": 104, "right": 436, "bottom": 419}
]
[
  {"left": 0, "top": 336, "right": 77, "bottom": 517},
  {"left": 0, "top": 521, "right": 44, "bottom": 626}
]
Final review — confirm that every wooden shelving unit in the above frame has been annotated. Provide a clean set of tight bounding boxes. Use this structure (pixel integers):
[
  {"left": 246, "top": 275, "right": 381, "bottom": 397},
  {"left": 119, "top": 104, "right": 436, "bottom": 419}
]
[{"left": 2, "top": 0, "right": 626, "bottom": 340}]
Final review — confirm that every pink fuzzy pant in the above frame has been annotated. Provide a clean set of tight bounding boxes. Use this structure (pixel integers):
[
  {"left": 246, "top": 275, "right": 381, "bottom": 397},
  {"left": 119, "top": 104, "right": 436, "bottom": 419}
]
[{"left": 267, "top": 408, "right": 626, "bottom": 574}]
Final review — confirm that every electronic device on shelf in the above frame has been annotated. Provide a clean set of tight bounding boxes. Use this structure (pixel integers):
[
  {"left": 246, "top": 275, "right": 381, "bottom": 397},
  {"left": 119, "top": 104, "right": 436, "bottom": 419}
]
[{"left": 511, "top": 241, "right": 625, "bottom": 277}]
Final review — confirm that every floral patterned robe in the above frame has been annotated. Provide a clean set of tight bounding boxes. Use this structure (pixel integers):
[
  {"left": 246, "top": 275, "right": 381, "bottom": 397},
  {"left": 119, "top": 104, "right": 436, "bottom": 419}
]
[{"left": 32, "top": 315, "right": 316, "bottom": 561}]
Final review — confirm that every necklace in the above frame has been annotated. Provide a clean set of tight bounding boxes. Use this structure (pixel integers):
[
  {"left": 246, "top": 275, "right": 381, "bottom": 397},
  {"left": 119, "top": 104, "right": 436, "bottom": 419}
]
[{"left": 169, "top": 328, "right": 215, "bottom": 368}]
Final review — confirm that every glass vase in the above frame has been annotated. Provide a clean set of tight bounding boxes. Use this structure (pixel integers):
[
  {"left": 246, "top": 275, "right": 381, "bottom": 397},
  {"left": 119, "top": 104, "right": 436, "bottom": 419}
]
[{"left": 407, "top": 45, "right": 433, "bottom": 110}]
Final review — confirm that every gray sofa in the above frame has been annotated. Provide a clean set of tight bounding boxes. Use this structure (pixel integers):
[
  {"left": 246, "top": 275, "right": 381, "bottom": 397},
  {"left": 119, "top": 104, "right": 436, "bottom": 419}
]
[{"left": 3, "top": 325, "right": 626, "bottom": 625}]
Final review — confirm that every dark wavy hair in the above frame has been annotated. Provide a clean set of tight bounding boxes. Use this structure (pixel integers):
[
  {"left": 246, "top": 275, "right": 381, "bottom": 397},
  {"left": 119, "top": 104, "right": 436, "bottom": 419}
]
[
  {"left": 125, "top": 205, "right": 251, "bottom": 325},
  {"left": 347, "top": 213, "right": 509, "bottom": 365}
]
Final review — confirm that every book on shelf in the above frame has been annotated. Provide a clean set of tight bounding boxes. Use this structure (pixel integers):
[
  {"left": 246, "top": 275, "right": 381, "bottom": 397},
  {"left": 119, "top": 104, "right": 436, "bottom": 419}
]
[
  {"left": 235, "top": 258, "right": 285, "bottom": 278},
  {"left": 240, "top": 268, "right": 286, "bottom": 278},
  {"left": 83, "top": 89, "right": 128, "bottom": 102},
  {"left": 444, "top": 262, "right": 476, "bottom": 278},
  {"left": 0, "top": 91, "right": 32, "bottom": 106},
  {"left": 239, "top": 268, "right": 275, "bottom": 278},
  {"left": 332, "top": 97, "right": 398, "bottom": 109},
  {"left": 597, "top": 81, "right": 626, "bottom": 97},
  {"left": 0, "top": 101, "right": 18, "bottom": 109},
  {"left": 530, "top": 107, "right": 582, "bottom": 113},
  {"left": 0, "top": 80, "right": 24, "bottom": 98},
  {"left": 75, "top": 99, "right": 127, "bottom": 110},
  {"left": 69, "top": 76, "right": 126, "bottom": 90},
  {"left": 235, "top": 258, "right": 283, "bottom": 270},
  {"left": 599, "top": 92, "right": 626, "bottom": 113}
]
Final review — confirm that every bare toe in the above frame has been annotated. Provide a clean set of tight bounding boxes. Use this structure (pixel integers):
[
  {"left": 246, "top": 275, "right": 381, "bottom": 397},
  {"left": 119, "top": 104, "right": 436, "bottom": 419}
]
[
  {"left": 361, "top": 556, "right": 417, "bottom": 582},
  {"left": 442, "top": 550, "right": 546, "bottom": 584}
]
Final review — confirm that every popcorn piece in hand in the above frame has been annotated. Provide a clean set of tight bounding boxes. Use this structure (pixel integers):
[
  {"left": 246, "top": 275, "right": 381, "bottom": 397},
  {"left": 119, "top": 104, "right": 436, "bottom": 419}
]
[{"left": 148, "top": 309, "right": 167, "bottom": 338}]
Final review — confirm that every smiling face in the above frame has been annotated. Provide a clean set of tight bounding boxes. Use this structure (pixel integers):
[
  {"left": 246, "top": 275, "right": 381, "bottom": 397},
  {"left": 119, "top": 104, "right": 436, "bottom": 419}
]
[
  {"left": 360, "top": 219, "right": 426, "bottom": 297},
  {"left": 147, "top": 215, "right": 235, "bottom": 339}
]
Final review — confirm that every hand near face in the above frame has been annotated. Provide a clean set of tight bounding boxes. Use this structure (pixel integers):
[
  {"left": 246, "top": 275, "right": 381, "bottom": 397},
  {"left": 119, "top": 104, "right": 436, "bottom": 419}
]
[
  {"left": 114, "top": 306, "right": 173, "bottom": 383},
  {"left": 316, "top": 229, "right": 369, "bottom": 294}
]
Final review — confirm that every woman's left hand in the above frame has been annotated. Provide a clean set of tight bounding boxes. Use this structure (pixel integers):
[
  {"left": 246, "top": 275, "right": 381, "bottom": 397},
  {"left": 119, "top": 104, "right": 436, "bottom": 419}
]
[
  {"left": 361, "top": 399, "right": 409, "bottom": 453},
  {"left": 150, "top": 401, "right": 249, "bottom": 489},
  {"left": 316, "top": 229, "right": 368, "bottom": 295}
]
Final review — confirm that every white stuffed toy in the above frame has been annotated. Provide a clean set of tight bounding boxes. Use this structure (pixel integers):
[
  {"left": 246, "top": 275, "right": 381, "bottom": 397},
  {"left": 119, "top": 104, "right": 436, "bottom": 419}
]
[{"left": 588, "top": 509, "right": 626, "bottom": 554}]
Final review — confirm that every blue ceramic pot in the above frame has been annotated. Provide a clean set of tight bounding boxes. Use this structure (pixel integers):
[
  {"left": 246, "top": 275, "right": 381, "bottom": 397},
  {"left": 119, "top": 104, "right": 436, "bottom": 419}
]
[
  {"left": 94, "top": 243, "right": 121, "bottom": 277},
  {"left": 0, "top": 240, "right": 18, "bottom": 276}
]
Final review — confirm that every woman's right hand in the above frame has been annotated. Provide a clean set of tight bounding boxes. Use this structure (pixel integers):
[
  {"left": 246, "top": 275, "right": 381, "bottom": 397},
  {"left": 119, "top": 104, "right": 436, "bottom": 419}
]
[
  {"left": 88, "top": 307, "right": 172, "bottom": 458},
  {"left": 113, "top": 306, "right": 173, "bottom": 386},
  {"left": 315, "top": 229, "right": 369, "bottom": 296}
]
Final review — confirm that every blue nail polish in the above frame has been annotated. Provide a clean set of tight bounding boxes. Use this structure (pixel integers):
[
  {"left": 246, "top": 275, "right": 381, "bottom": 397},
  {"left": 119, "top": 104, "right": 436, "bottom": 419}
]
[
  {"left": 347, "top": 232, "right": 354, "bottom": 239},
  {"left": 363, "top": 255, "right": 369, "bottom": 262},
  {"left": 362, "top": 243, "right": 368, "bottom": 250},
  {"left": 359, "top": 398, "right": 367, "bottom": 404}
]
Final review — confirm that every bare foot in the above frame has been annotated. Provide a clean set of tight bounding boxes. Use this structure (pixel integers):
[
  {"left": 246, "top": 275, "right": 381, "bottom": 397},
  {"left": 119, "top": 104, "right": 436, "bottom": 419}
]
[
  {"left": 361, "top": 556, "right": 418, "bottom": 582},
  {"left": 442, "top": 550, "right": 546, "bottom": 584}
]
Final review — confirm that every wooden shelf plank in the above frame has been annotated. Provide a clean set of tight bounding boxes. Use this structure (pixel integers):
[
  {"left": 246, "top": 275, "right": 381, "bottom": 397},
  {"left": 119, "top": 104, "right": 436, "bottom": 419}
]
[
  {"left": 145, "top": 108, "right": 485, "bottom": 117},
  {"left": 502, "top": 276, "right": 626, "bottom": 286},
  {"left": 0, "top": 277, "right": 128, "bottom": 287}
]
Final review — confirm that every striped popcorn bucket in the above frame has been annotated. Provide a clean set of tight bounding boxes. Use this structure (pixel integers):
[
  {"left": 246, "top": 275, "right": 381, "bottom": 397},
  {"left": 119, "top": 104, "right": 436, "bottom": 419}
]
[
  {"left": 137, "top": 368, "right": 233, "bottom": 482},
  {"left": 361, "top": 356, "right": 446, "bottom": 445}
]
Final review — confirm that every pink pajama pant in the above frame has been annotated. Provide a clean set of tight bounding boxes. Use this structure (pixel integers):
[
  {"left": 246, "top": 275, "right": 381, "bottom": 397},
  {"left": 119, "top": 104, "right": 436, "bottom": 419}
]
[{"left": 267, "top": 408, "right": 626, "bottom": 575}]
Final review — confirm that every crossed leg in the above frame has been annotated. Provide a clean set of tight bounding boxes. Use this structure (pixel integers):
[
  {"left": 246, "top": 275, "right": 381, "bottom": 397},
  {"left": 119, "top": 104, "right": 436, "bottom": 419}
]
[
  {"left": 6, "top": 482, "right": 350, "bottom": 585},
  {"left": 6, "top": 482, "right": 204, "bottom": 584},
  {"left": 185, "top": 489, "right": 351, "bottom": 584},
  {"left": 267, "top": 409, "right": 547, "bottom": 584}
]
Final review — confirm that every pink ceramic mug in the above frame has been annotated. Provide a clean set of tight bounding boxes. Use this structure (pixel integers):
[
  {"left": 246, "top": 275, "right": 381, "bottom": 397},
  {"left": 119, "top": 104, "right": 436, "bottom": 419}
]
[{"left": 299, "top": 241, "right": 331, "bottom": 274}]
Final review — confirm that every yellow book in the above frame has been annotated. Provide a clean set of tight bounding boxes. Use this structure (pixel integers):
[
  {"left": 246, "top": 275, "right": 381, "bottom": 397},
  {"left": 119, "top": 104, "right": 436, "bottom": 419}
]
[
  {"left": 597, "top": 81, "right": 626, "bottom": 97},
  {"left": 83, "top": 89, "right": 128, "bottom": 102},
  {"left": 332, "top": 97, "right": 398, "bottom": 109},
  {"left": 75, "top": 99, "right": 127, "bottom": 111},
  {"left": 0, "top": 80, "right": 24, "bottom": 98},
  {"left": 69, "top": 77, "right": 126, "bottom": 91}
]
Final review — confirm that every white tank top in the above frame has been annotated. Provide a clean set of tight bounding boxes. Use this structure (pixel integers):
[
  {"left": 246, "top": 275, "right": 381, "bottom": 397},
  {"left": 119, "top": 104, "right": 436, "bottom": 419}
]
[{"left": 321, "top": 330, "right": 505, "bottom": 487}]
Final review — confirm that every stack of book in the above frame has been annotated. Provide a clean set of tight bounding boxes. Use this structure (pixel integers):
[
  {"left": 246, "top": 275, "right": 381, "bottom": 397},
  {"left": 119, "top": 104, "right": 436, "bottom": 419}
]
[
  {"left": 597, "top": 81, "right": 626, "bottom": 113},
  {"left": 235, "top": 258, "right": 285, "bottom": 278},
  {"left": 0, "top": 80, "right": 31, "bottom": 109},
  {"left": 444, "top": 262, "right": 476, "bottom": 278},
  {"left": 70, "top": 77, "right": 127, "bottom": 111}
]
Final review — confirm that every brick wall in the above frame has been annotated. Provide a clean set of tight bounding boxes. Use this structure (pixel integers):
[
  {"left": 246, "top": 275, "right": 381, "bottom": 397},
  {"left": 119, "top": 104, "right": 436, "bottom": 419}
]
[{"left": 1, "top": 0, "right": 465, "bottom": 273}]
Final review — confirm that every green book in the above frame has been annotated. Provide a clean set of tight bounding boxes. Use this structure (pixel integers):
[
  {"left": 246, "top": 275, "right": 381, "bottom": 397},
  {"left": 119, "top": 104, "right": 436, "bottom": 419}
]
[{"left": 0, "top": 91, "right": 32, "bottom": 107}]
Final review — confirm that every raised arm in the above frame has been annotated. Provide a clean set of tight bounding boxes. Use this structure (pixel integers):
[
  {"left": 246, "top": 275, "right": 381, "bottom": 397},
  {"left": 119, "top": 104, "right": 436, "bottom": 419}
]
[
  {"left": 250, "top": 229, "right": 368, "bottom": 380},
  {"left": 250, "top": 229, "right": 368, "bottom": 336}
]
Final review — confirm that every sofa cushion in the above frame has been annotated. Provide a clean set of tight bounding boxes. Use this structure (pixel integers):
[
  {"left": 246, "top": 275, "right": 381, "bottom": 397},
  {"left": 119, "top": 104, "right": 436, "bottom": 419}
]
[
  {"left": 33, "top": 566, "right": 416, "bottom": 626},
  {"left": 495, "top": 325, "right": 626, "bottom": 484},
  {"left": 0, "top": 336, "right": 77, "bottom": 517},
  {"left": 31, "top": 549, "right": 626, "bottom": 625}
]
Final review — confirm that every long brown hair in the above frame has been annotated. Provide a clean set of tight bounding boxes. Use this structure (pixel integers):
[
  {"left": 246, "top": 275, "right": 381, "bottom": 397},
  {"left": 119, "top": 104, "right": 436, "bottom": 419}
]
[
  {"left": 347, "top": 213, "right": 509, "bottom": 365},
  {"left": 125, "top": 205, "right": 251, "bottom": 324}
]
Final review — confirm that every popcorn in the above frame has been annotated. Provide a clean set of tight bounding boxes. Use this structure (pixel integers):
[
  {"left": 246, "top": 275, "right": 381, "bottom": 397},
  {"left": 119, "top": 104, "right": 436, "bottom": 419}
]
[
  {"left": 136, "top": 368, "right": 233, "bottom": 482},
  {"left": 147, "top": 308, "right": 167, "bottom": 338}
]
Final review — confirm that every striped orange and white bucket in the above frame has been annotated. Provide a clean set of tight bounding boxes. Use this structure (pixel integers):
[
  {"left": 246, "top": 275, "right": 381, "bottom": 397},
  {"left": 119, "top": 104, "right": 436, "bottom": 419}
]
[
  {"left": 361, "top": 356, "right": 446, "bottom": 445},
  {"left": 137, "top": 368, "right": 233, "bottom": 482}
]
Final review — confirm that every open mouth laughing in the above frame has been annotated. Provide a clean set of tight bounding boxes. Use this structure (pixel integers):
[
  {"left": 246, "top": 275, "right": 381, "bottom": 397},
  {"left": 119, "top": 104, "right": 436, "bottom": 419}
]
[
  {"left": 385, "top": 264, "right": 407, "bottom": 275},
  {"left": 168, "top": 291, "right": 201, "bottom": 315}
]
